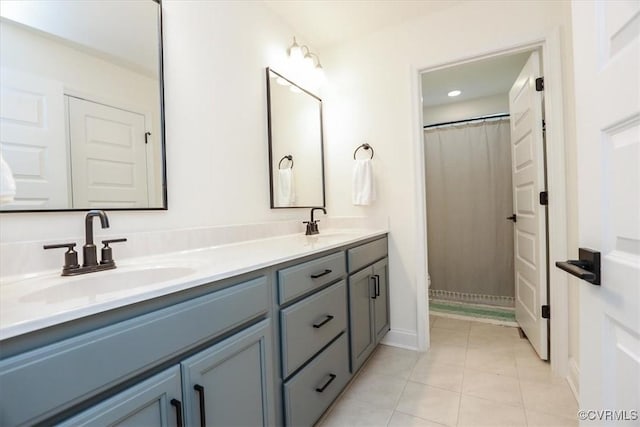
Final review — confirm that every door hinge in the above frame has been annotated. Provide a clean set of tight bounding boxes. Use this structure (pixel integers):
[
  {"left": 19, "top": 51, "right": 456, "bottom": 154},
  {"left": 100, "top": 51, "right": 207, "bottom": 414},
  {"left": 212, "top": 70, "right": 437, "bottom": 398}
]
[
  {"left": 542, "top": 119, "right": 546, "bottom": 132},
  {"left": 541, "top": 305, "right": 550, "bottom": 319},
  {"left": 539, "top": 191, "right": 548, "bottom": 205},
  {"left": 535, "top": 77, "right": 544, "bottom": 91}
]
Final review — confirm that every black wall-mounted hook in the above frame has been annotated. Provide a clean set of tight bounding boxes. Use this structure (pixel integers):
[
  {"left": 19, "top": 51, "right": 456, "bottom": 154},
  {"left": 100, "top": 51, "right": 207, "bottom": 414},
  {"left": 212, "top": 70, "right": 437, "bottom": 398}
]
[{"left": 555, "top": 248, "right": 601, "bottom": 286}]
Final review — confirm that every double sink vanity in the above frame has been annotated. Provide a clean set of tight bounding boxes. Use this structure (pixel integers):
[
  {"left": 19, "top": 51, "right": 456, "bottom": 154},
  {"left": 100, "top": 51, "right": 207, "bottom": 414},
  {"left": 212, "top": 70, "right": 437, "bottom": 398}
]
[
  {"left": 0, "top": 2, "right": 389, "bottom": 425},
  {"left": 0, "top": 227, "right": 390, "bottom": 426}
]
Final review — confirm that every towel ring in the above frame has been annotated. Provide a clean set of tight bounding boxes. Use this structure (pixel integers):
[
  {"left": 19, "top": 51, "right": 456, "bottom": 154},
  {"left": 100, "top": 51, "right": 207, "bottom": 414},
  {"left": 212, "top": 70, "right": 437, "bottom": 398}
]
[
  {"left": 278, "top": 155, "right": 293, "bottom": 170},
  {"left": 353, "top": 143, "right": 374, "bottom": 160}
]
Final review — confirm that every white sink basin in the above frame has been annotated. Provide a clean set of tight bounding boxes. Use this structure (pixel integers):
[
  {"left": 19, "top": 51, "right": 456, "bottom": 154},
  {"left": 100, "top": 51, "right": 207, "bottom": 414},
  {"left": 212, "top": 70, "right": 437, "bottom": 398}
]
[
  {"left": 18, "top": 265, "right": 198, "bottom": 304},
  {"left": 298, "top": 231, "right": 361, "bottom": 246}
]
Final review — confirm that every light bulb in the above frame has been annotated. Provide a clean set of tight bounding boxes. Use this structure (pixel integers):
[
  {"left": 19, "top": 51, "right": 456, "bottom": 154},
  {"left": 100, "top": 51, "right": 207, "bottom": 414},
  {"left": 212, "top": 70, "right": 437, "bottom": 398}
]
[
  {"left": 289, "top": 37, "right": 303, "bottom": 62},
  {"left": 448, "top": 90, "right": 461, "bottom": 97},
  {"left": 315, "top": 64, "right": 326, "bottom": 84},
  {"left": 304, "top": 54, "right": 315, "bottom": 70}
]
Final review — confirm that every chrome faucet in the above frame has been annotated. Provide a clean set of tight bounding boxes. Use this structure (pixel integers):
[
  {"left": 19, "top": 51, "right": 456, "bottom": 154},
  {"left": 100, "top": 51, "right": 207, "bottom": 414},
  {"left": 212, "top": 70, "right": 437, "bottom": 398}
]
[
  {"left": 44, "top": 210, "right": 127, "bottom": 276},
  {"left": 304, "top": 207, "right": 327, "bottom": 235}
]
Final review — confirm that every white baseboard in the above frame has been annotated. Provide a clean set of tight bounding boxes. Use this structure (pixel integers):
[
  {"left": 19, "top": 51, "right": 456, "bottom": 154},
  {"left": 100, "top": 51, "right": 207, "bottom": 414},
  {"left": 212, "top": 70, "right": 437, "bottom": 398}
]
[
  {"left": 380, "top": 328, "right": 419, "bottom": 351},
  {"left": 567, "top": 357, "right": 580, "bottom": 402}
]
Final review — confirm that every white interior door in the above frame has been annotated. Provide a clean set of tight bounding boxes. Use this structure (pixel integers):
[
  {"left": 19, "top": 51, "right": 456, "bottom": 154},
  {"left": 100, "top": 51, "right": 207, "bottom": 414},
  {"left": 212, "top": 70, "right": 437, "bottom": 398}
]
[
  {"left": 68, "top": 96, "right": 149, "bottom": 208},
  {"left": 571, "top": 0, "right": 640, "bottom": 420},
  {"left": 508, "top": 51, "right": 548, "bottom": 360},
  {"left": 0, "top": 68, "right": 68, "bottom": 209}
]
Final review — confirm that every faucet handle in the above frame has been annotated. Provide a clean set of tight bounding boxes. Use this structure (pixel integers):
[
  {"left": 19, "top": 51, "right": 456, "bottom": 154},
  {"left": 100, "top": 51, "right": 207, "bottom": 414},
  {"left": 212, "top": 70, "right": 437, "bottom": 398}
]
[
  {"left": 100, "top": 238, "right": 127, "bottom": 265},
  {"left": 44, "top": 243, "right": 80, "bottom": 273}
]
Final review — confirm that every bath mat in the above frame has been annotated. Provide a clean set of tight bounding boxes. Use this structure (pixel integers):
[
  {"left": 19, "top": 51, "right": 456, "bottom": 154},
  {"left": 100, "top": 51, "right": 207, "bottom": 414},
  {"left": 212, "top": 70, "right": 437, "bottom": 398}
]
[{"left": 429, "top": 299, "right": 516, "bottom": 324}]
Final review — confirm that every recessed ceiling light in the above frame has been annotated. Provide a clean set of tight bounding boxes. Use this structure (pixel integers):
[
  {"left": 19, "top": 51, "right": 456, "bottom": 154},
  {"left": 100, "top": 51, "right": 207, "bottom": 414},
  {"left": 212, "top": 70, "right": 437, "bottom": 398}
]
[{"left": 448, "top": 90, "right": 461, "bottom": 97}]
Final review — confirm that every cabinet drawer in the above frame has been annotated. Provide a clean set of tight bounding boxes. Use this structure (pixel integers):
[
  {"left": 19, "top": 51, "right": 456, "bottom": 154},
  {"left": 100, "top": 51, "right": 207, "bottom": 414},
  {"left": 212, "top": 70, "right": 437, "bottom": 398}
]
[
  {"left": 0, "top": 277, "right": 269, "bottom": 427},
  {"left": 283, "top": 334, "right": 350, "bottom": 427},
  {"left": 347, "top": 237, "right": 388, "bottom": 273},
  {"left": 278, "top": 252, "right": 345, "bottom": 304},
  {"left": 281, "top": 281, "right": 347, "bottom": 377}
]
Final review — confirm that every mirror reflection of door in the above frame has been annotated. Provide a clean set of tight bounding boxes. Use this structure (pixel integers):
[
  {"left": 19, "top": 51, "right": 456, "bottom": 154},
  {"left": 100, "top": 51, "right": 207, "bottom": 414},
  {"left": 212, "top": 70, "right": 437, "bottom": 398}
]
[
  {"left": 0, "top": 0, "right": 166, "bottom": 211},
  {"left": 0, "top": 68, "right": 68, "bottom": 210},
  {"left": 67, "top": 97, "right": 150, "bottom": 208}
]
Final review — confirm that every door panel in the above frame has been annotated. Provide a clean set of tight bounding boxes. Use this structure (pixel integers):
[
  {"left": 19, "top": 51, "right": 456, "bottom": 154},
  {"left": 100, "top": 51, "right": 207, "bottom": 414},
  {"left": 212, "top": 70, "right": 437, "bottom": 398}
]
[
  {"left": 0, "top": 68, "right": 67, "bottom": 209},
  {"left": 373, "top": 258, "right": 390, "bottom": 343},
  {"left": 508, "top": 51, "right": 548, "bottom": 359},
  {"left": 181, "top": 320, "right": 273, "bottom": 427},
  {"left": 571, "top": 0, "right": 640, "bottom": 416},
  {"left": 348, "top": 267, "right": 375, "bottom": 372},
  {"left": 67, "top": 96, "right": 149, "bottom": 208},
  {"left": 58, "top": 366, "right": 182, "bottom": 427}
]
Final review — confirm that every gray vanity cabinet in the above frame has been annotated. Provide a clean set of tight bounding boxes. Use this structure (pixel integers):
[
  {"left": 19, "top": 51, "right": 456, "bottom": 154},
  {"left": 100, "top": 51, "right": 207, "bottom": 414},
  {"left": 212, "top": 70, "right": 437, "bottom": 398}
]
[
  {"left": 347, "top": 237, "right": 390, "bottom": 372},
  {"left": 180, "top": 319, "right": 274, "bottom": 427},
  {"left": 58, "top": 367, "right": 183, "bottom": 427}
]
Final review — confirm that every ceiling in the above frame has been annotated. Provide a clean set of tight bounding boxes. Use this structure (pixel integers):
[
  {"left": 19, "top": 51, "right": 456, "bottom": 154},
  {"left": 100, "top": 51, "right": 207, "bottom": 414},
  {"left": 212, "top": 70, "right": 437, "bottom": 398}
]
[
  {"left": 263, "top": 0, "right": 464, "bottom": 49},
  {"left": 421, "top": 52, "right": 531, "bottom": 107}
]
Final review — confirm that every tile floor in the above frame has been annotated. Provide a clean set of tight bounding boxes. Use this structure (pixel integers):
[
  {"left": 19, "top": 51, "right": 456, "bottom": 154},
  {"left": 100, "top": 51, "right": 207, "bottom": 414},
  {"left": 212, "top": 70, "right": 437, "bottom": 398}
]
[{"left": 317, "top": 316, "right": 578, "bottom": 427}]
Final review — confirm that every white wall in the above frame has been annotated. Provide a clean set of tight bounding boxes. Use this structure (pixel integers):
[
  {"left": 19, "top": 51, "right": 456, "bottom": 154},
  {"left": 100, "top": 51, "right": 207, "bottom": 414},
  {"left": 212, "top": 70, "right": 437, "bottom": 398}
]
[
  {"left": 321, "top": 0, "right": 577, "bottom": 350},
  {"left": 423, "top": 93, "right": 508, "bottom": 126},
  {"left": 0, "top": 1, "right": 313, "bottom": 244}
]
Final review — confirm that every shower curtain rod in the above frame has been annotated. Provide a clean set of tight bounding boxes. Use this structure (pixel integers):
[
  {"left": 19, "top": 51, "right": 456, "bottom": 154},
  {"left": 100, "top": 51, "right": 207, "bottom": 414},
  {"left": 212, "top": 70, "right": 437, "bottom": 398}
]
[{"left": 423, "top": 113, "right": 510, "bottom": 129}]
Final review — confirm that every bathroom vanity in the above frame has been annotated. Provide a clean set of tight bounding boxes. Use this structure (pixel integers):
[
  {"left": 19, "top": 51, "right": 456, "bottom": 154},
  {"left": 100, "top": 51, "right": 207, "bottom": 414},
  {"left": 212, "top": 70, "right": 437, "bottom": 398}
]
[{"left": 0, "top": 231, "right": 389, "bottom": 426}]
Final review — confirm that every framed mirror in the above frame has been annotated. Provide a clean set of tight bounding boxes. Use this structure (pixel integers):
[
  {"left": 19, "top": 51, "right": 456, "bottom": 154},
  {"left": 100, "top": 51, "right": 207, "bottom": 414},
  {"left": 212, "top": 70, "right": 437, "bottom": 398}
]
[
  {"left": 0, "top": 0, "right": 167, "bottom": 212},
  {"left": 266, "top": 68, "right": 325, "bottom": 208}
]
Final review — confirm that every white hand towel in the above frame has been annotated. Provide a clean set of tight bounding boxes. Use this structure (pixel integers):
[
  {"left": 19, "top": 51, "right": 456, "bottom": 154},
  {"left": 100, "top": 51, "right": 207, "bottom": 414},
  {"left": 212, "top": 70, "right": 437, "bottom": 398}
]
[
  {"left": 277, "top": 168, "right": 295, "bottom": 206},
  {"left": 0, "top": 153, "right": 16, "bottom": 205},
  {"left": 352, "top": 159, "right": 376, "bottom": 205}
]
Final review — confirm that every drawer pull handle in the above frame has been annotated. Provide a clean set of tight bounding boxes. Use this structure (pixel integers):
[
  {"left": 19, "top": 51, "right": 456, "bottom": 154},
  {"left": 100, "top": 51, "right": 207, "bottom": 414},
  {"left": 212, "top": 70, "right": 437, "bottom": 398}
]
[
  {"left": 170, "top": 398, "right": 183, "bottom": 427},
  {"left": 194, "top": 384, "right": 206, "bottom": 427},
  {"left": 374, "top": 274, "right": 381, "bottom": 297},
  {"left": 311, "top": 269, "right": 332, "bottom": 279},
  {"left": 315, "top": 373, "right": 337, "bottom": 392},
  {"left": 312, "top": 314, "right": 334, "bottom": 328}
]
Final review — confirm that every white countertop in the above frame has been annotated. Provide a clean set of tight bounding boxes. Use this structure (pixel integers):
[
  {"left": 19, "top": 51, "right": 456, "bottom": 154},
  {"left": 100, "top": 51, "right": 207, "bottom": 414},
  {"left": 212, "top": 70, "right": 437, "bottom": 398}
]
[{"left": 0, "top": 229, "right": 386, "bottom": 341}]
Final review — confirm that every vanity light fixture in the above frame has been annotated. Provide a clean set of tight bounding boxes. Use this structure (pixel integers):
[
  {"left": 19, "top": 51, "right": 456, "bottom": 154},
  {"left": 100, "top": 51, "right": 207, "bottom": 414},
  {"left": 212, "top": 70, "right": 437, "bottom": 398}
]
[
  {"left": 448, "top": 90, "right": 462, "bottom": 97},
  {"left": 288, "top": 36, "right": 326, "bottom": 83}
]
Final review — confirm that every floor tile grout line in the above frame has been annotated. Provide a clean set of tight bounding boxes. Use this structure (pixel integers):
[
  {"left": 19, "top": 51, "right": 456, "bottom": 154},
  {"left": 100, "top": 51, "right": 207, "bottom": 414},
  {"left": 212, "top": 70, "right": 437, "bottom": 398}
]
[
  {"left": 455, "top": 338, "right": 469, "bottom": 426},
  {"left": 518, "top": 374, "right": 531, "bottom": 427}
]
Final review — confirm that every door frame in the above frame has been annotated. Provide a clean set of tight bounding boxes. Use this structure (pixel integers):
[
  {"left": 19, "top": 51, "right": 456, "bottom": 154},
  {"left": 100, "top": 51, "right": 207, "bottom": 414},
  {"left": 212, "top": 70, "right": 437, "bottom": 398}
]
[{"left": 411, "top": 28, "right": 570, "bottom": 378}]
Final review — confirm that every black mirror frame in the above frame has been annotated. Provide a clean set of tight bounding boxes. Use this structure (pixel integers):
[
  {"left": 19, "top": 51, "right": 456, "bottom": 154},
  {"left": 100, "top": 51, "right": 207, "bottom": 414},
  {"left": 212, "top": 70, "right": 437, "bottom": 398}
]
[
  {"left": 1, "top": 0, "right": 168, "bottom": 213},
  {"left": 265, "top": 67, "right": 326, "bottom": 209}
]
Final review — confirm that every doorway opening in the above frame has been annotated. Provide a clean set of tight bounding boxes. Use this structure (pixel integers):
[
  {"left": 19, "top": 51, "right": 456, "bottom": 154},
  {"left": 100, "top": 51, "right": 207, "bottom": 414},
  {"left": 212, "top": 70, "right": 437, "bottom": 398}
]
[{"left": 421, "top": 48, "right": 551, "bottom": 360}]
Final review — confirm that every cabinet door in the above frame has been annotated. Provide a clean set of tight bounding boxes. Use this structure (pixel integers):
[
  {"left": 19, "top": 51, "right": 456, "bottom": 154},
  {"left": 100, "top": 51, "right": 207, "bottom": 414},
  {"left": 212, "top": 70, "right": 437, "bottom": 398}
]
[
  {"left": 373, "top": 258, "right": 390, "bottom": 343},
  {"left": 181, "top": 319, "right": 274, "bottom": 427},
  {"left": 348, "top": 267, "right": 376, "bottom": 372},
  {"left": 58, "top": 366, "right": 183, "bottom": 427}
]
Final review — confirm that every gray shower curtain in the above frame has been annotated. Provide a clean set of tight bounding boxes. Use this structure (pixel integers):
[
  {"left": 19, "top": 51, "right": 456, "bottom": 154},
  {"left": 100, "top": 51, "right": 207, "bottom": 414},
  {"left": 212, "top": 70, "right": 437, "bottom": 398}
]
[{"left": 425, "top": 118, "right": 514, "bottom": 300}]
